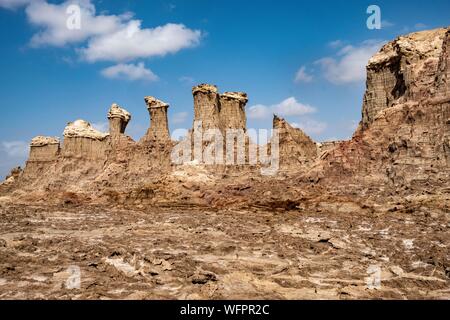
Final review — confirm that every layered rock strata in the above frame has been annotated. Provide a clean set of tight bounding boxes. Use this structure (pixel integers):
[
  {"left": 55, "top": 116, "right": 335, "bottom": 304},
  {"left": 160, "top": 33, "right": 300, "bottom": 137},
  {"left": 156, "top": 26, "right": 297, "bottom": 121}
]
[
  {"left": 143, "top": 96, "right": 170, "bottom": 141},
  {"left": 108, "top": 103, "right": 131, "bottom": 138},
  {"left": 1, "top": 27, "right": 448, "bottom": 209}
]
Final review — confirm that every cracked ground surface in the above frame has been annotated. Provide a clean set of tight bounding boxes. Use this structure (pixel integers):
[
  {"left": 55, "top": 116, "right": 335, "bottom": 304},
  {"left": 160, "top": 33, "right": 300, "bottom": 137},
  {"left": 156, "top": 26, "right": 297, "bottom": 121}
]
[{"left": 0, "top": 203, "right": 448, "bottom": 299}]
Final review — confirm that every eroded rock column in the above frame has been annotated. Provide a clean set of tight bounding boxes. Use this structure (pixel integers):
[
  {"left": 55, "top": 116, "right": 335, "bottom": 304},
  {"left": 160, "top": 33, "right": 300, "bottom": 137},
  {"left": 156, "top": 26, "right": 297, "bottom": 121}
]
[
  {"left": 107, "top": 103, "right": 131, "bottom": 138},
  {"left": 219, "top": 92, "right": 248, "bottom": 131},
  {"left": 62, "top": 120, "right": 109, "bottom": 160},
  {"left": 29, "top": 136, "right": 60, "bottom": 161},
  {"left": 192, "top": 84, "right": 221, "bottom": 130},
  {"left": 144, "top": 96, "right": 170, "bottom": 141}
]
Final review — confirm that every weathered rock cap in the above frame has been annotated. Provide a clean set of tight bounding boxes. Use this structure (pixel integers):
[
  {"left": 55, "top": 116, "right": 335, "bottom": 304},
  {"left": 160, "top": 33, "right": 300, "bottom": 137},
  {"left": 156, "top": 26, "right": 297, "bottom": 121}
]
[
  {"left": 63, "top": 119, "right": 109, "bottom": 140},
  {"left": 30, "top": 136, "right": 60, "bottom": 147},
  {"left": 107, "top": 103, "right": 131, "bottom": 122},
  {"left": 192, "top": 83, "right": 218, "bottom": 95},
  {"left": 221, "top": 92, "right": 248, "bottom": 103},
  {"left": 144, "top": 96, "right": 169, "bottom": 109},
  {"left": 368, "top": 28, "right": 447, "bottom": 67}
]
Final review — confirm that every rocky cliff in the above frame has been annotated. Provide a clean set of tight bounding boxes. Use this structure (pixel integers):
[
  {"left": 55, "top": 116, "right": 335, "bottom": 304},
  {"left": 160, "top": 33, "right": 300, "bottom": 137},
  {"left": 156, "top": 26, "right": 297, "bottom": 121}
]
[{"left": 0, "top": 27, "right": 449, "bottom": 209}]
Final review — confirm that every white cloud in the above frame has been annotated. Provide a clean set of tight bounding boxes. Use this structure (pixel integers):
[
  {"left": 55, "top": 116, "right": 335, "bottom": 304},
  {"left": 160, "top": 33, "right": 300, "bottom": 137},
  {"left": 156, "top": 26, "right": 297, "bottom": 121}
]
[
  {"left": 14, "top": 0, "right": 202, "bottom": 62},
  {"left": 292, "top": 119, "right": 327, "bottom": 135},
  {"left": 81, "top": 21, "right": 201, "bottom": 62},
  {"left": 247, "top": 104, "right": 272, "bottom": 120},
  {"left": 2, "top": 141, "right": 29, "bottom": 158},
  {"left": 272, "top": 97, "right": 316, "bottom": 117},
  {"left": 26, "top": 0, "right": 127, "bottom": 47},
  {"left": 101, "top": 62, "right": 158, "bottom": 81},
  {"left": 248, "top": 97, "right": 316, "bottom": 120},
  {"left": 294, "top": 66, "right": 313, "bottom": 83},
  {"left": 0, "top": 0, "right": 31, "bottom": 9},
  {"left": 315, "top": 40, "right": 385, "bottom": 84},
  {"left": 91, "top": 121, "right": 108, "bottom": 132},
  {"left": 171, "top": 112, "right": 189, "bottom": 125}
]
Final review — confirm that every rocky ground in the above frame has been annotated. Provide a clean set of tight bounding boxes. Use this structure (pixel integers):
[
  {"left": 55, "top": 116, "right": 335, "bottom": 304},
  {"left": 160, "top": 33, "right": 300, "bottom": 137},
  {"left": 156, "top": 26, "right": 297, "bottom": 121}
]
[{"left": 0, "top": 200, "right": 448, "bottom": 300}]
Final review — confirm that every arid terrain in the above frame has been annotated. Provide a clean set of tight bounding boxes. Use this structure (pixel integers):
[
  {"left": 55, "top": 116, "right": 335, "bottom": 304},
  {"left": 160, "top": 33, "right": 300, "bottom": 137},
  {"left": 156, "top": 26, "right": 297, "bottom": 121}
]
[
  {"left": 0, "top": 198, "right": 448, "bottom": 299},
  {"left": 0, "top": 27, "right": 449, "bottom": 299}
]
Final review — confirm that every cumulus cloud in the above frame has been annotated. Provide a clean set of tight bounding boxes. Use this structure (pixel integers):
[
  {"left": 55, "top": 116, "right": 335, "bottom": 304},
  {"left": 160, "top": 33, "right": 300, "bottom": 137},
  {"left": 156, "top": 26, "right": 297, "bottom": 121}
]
[
  {"left": 272, "top": 97, "right": 316, "bottom": 116},
  {"left": 294, "top": 66, "right": 313, "bottom": 83},
  {"left": 81, "top": 21, "right": 201, "bottom": 62},
  {"left": 2, "top": 141, "right": 29, "bottom": 158},
  {"left": 0, "top": 0, "right": 31, "bottom": 9},
  {"left": 26, "top": 0, "right": 128, "bottom": 47},
  {"left": 315, "top": 40, "right": 385, "bottom": 84},
  {"left": 248, "top": 97, "right": 316, "bottom": 120},
  {"left": 101, "top": 62, "right": 158, "bottom": 81},
  {"left": 292, "top": 119, "right": 327, "bottom": 135},
  {"left": 247, "top": 104, "right": 272, "bottom": 120},
  {"left": 8, "top": 0, "right": 201, "bottom": 63},
  {"left": 171, "top": 112, "right": 189, "bottom": 125}
]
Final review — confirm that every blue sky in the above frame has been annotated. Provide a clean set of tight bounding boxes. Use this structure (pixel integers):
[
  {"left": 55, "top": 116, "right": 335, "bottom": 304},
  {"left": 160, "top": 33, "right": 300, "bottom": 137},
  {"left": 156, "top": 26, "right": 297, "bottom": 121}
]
[{"left": 0, "top": 0, "right": 449, "bottom": 178}]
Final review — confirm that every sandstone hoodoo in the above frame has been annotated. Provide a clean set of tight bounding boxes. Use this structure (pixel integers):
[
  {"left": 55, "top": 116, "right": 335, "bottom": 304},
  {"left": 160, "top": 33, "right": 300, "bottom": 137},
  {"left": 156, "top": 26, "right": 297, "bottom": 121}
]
[
  {"left": 144, "top": 96, "right": 170, "bottom": 142},
  {"left": 29, "top": 136, "right": 60, "bottom": 162},
  {"left": 0, "top": 26, "right": 449, "bottom": 301},
  {"left": 0, "top": 27, "right": 448, "bottom": 208},
  {"left": 193, "top": 83, "right": 221, "bottom": 130},
  {"left": 219, "top": 92, "right": 248, "bottom": 131},
  {"left": 107, "top": 103, "right": 131, "bottom": 138},
  {"left": 273, "top": 115, "right": 318, "bottom": 167},
  {"left": 62, "top": 120, "right": 109, "bottom": 160}
]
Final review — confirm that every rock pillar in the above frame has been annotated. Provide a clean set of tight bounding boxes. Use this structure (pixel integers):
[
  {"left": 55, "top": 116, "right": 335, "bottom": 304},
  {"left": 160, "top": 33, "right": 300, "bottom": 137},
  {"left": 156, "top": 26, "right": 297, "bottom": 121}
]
[{"left": 144, "top": 96, "right": 170, "bottom": 141}]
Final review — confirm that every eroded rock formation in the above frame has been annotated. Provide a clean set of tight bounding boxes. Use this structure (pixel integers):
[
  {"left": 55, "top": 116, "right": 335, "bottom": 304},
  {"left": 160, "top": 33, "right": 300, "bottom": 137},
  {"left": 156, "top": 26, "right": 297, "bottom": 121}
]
[
  {"left": 108, "top": 103, "right": 131, "bottom": 138},
  {"left": 62, "top": 120, "right": 110, "bottom": 160},
  {"left": 143, "top": 96, "right": 170, "bottom": 142},
  {"left": 193, "top": 84, "right": 221, "bottom": 130},
  {"left": 274, "top": 115, "right": 318, "bottom": 167},
  {"left": 1, "top": 27, "right": 448, "bottom": 210},
  {"left": 362, "top": 28, "right": 448, "bottom": 127},
  {"left": 29, "top": 136, "right": 60, "bottom": 161},
  {"left": 219, "top": 92, "right": 248, "bottom": 131}
]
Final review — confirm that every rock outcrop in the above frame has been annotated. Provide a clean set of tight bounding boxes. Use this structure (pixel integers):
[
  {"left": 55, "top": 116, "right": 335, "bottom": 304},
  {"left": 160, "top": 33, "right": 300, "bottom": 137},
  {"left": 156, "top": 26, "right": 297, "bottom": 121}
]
[
  {"left": 362, "top": 28, "right": 448, "bottom": 127},
  {"left": 108, "top": 103, "right": 131, "bottom": 138},
  {"left": 322, "top": 27, "right": 450, "bottom": 187},
  {"left": 29, "top": 136, "right": 60, "bottom": 161},
  {"left": 62, "top": 120, "right": 110, "bottom": 160},
  {"left": 274, "top": 115, "right": 318, "bottom": 167},
  {"left": 1, "top": 27, "right": 448, "bottom": 210},
  {"left": 143, "top": 96, "right": 170, "bottom": 141},
  {"left": 219, "top": 92, "right": 248, "bottom": 131},
  {"left": 193, "top": 84, "right": 221, "bottom": 130}
]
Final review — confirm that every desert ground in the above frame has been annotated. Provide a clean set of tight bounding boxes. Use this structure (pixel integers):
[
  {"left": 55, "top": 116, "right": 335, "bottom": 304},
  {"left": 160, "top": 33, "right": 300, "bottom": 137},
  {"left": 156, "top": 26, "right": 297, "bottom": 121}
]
[{"left": 0, "top": 199, "right": 448, "bottom": 300}]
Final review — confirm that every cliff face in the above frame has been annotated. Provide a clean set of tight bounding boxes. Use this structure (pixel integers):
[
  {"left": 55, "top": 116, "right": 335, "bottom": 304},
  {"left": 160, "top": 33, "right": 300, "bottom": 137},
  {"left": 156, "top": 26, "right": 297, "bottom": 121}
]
[
  {"left": 1, "top": 27, "right": 449, "bottom": 208},
  {"left": 322, "top": 27, "right": 450, "bottom": 187},
  {"left": 274, "top": 115, "right": 318, "bottom": 167},
  {"left": 362, "top": 28, "right": 448, "bottom": 127}
]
